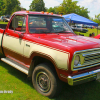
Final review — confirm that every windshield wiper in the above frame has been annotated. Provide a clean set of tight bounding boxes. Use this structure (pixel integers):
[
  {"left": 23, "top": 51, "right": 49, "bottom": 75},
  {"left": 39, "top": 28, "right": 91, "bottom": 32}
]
[{"left": 54, "top": 31, "right": 72, "bottom": 33}]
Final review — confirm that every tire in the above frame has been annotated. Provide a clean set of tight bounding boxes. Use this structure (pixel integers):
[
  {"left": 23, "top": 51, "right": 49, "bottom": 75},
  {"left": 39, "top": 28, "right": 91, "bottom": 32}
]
[{"left": 32, "top": 63, "right": 62, "bottom": 98}]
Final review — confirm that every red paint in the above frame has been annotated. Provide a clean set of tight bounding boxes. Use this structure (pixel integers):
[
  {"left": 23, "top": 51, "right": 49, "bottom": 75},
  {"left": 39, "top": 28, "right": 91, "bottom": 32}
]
[{"left": 94, "top": 34, "right": 100, "bottom": 39}]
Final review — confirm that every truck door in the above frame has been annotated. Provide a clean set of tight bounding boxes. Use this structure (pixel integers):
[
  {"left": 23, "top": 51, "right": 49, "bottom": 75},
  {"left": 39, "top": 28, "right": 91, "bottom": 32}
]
[{"left": 2, "top": 15, "right": 26, "bottom": 63}]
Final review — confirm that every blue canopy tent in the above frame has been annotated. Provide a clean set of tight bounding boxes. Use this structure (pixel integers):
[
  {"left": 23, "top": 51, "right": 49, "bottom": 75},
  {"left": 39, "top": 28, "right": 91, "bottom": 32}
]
[{"left": 63, "top": 13, "right": 98, "bottom": 26}]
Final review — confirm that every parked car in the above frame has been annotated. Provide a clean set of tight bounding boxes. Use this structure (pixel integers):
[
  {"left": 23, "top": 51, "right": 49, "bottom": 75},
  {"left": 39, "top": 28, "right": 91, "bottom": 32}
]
[
  {"left": 0, "top": 16, "right": 4, "bottom": 21},
  {"left": 97, "top": 26, "right": 100, "bottom": 30},
  {"left": 3, "top": 15, "right": 10, "bottom": 22},
  {"left": 0, "top": 15, "right": 10, "bottom": 22},
  {"left": 88, "top": 25, "right": 93, "bottom": 29},
  {"left": 83, "top": 25, "right": 93, "bottom": 29},
  {"left": 71, "top": 25, "right": 88, "bottom": 33}
]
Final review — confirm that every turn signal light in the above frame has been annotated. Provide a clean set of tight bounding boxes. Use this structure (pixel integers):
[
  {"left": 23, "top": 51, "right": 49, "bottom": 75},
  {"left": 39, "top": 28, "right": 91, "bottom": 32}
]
[
  {"left": 26, "top": 11, "right": 29, "bottom": 13},
  {"left": 45, "top": 12, "right": 49, "bottom": 14},
  {"left": 41, "top": 11, "right": 44, "bottom": 14},
  {"left": 50, "top": 12, "right": 53, "bottom": 15}
]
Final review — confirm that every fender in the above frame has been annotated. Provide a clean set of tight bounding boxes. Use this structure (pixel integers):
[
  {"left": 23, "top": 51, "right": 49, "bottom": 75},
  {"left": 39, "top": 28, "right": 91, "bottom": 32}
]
[
  {"left": 28, "top": 51, "right": 70, "bottom": 82},
  {"left": 94, "top": 34, "right": 100, "bottom": 39}
]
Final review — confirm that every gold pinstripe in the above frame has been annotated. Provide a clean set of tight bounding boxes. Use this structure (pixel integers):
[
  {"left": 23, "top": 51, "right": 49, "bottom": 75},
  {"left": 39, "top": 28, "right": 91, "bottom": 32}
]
[
  {"left": 3, "top": 34, "right": 70, "bottom": 70},
  {"left": 24, "top": 41, "right": 70, "bottom": 70}
]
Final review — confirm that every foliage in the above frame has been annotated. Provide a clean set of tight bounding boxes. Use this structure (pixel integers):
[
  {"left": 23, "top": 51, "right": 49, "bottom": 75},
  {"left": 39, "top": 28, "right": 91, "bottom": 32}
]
[
  {"left": 4, "top": 0, "right": 21, "bottom": 15},
  {"left": 76, "top": 6, "right": 89, "bottom": 18},
  {"left": 57, "top": 0, "right": 78, "bottom": 14},
  {"left": 93, "top": 14, "right": 100, "bottom": 25},
  {"left": 0, "top": 0, "right": 5, "bottom": 16},
  {"left": 0, "top": 0, "right": 21, "bottom": 16},
  {"left": 21, "top": 8, "right": 26, "bottom": 11},
  {"left": 49, "top": 0, "right": 89, "bottom": 18},
  {"left": 29, "top": 0, "right": 46, "bottom": 11},
  {"left": 47, "top": 7, "right": 57, "bottom": 14}
]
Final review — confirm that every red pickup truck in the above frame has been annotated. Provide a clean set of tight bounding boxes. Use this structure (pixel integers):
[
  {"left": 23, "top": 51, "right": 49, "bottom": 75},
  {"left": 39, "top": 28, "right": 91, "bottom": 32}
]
[{"left": 0, "top": 11, "right": 100, "bottom": 98}]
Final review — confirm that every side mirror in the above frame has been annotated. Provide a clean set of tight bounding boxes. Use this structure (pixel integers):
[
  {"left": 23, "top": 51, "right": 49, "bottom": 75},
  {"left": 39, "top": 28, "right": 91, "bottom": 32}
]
[{"left": 12, "top": 17, "right": 18, "bottom": 29}]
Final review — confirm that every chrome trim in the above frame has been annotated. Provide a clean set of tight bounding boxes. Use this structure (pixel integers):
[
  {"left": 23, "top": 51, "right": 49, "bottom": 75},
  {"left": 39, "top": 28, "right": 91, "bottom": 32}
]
[
  {"left": 1, "top": 58, "right": 28, "bottom": 75},
  {"left": 68, "top": 69, "right": 100, "bottom": 86},
  {"left": 74, "top": 48, "right": 100, "bottom": 54},
  {"left": 82, "top": 52, "right": 100, "bottom": 56},
  {"left": 73, "top": 63, "right": 100, "bottom": 71}
]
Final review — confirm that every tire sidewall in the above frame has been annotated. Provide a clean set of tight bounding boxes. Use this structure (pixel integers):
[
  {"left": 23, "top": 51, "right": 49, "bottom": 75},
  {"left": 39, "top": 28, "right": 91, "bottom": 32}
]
[{"left": 32, "top": 64, "right": 58, "bottom": 98}]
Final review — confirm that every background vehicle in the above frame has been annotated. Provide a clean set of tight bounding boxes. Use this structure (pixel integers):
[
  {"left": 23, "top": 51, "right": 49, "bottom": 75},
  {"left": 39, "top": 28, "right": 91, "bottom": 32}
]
[
  {"left": 0, "top": 15, "right": 10, "bottom": 22},
  {"left": 0, "top": 16, "right": 4, "bottom": 21},
  {"left": 3, "top": 15, "right": 10, "bottom": 22},
  {"left": 71, "top": 25, "right": 88, "bottom": 33},
  {"left": 83, "top": 25, "right": 93, "bottom": 29},
  {"left": 97, "top": 26, "right": 100, "bottom": 30}
]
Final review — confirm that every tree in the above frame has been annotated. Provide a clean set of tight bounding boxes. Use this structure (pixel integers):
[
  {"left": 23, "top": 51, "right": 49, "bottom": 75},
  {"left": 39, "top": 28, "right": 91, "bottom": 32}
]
[
  {"left": 47, "top": 7, "right": 57, "bottom": 13},
  {"left": 29, "top": 0, "right": 46, "bottom": 11},
  {"left": 21, "top": 8, "right": 26, "bottom": 11},
  {"left": 4, "top": 0, "right": 21, "bottom": 15},
  {"left": 93, "top": 14, "right": 100, "bottom": 25},
  {"left": 55, "top": 0, "right": 89, "bottom": 18},
  {"left": 0, "top": 0, "right": 5, "bottom": 16},
  {"left": 76, "top": 6, "right": 89, "bottom": 18},
  {"left": 56, "top": 0, "right": 78, "bottom": 14}
]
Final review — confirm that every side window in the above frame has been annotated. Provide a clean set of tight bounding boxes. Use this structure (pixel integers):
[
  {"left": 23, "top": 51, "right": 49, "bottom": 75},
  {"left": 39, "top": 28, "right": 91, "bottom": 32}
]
[{"left": 9, "top": 15, "right": 26, "bottom": 32}]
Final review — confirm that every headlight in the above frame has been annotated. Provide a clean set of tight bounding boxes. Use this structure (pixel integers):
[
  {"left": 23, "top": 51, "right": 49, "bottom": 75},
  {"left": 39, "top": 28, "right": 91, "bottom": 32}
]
[{"left": 74, "top": 55, "right": 80, "bottom": 66}]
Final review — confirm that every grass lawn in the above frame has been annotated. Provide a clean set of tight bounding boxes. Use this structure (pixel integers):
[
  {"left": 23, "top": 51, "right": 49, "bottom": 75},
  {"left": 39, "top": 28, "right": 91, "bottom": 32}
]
[
  {"left": 0, "top": 21, "right": 8, "bottom": 24},
  {"left": 74, "top": 28, "right": 100, "bottom": 37},
  {"left": 0, "top": 61, "right": 100, "bottom": 100}
]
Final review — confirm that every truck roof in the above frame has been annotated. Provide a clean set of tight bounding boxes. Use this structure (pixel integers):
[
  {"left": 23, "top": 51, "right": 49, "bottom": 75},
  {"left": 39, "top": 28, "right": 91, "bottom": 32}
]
[{"left": 13, "top": 11, "right": 62, "bottom": 17}]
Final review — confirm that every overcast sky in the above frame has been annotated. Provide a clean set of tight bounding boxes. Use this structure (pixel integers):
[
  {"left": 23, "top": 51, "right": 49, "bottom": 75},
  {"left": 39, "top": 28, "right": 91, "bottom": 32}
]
[{"left": 19, "top": 0, "right": 100, "bottom": 18}]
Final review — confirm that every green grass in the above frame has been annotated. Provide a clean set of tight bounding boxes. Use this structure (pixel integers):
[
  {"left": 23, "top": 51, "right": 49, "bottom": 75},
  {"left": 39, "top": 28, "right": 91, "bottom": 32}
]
[
  {"left": 74, "top": 28, "right": 100, "bottom": 37},
  {"left": 0, "top": 21, "right": 8, "bottom": 24},
  {"left": 0, "top": 61, "right": 100, "bottom": 100}
]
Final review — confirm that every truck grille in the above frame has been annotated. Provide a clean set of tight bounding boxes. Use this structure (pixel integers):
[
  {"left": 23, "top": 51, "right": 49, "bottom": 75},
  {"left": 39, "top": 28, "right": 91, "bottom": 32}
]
[
  {"left": 84, "top": 53, "right": 100, "bottom": 64},
  {"left": 72, "top": 48, "right": 100, "bottom": 71}
]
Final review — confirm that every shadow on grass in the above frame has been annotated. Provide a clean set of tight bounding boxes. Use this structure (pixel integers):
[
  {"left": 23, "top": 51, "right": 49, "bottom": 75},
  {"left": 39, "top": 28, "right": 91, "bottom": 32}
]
[
  {"left": 1, "top": 61, "right": 100, "bottom": 100},
  {"left": 54, "top": 79, "right": 100, "bottom": 100}
]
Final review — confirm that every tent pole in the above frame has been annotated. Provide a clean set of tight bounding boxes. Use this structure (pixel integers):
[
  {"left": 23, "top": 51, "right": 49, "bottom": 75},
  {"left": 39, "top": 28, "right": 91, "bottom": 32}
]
[{"left": 97, "top": 27, "right": 98, "bottom": 36}]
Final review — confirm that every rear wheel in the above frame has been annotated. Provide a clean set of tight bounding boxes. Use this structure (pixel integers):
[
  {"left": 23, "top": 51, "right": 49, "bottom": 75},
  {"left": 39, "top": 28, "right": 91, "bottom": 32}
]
[{"left": 32, "top": 63, "right": 62, "bottom": 98}]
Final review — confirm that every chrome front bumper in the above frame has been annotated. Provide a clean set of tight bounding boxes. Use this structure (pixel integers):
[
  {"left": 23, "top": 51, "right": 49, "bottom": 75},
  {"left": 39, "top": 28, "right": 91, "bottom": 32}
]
[{"left": 68, "top": 69, "right": 100, "bottom": 86}]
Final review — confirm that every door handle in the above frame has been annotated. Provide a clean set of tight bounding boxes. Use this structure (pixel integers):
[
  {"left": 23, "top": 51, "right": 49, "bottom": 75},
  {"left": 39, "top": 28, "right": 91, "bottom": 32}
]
[
  {"left": 6, "top": 33, "right": 9, "bottom": 36},
  {"left": 26, "top": 44, "right": 30, "bottom": 47}
]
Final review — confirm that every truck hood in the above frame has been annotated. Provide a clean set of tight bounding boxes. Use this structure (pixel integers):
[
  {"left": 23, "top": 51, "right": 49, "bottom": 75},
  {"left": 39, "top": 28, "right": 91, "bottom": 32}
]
[{"left": 31, "top": 33, "right": 100, "bottom": 52}]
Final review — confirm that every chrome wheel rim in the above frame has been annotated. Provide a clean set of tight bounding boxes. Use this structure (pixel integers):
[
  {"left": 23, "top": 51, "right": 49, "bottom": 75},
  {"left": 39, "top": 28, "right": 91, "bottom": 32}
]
[{"left": 36, "top": 72, "right": 51, "bottom": 93}]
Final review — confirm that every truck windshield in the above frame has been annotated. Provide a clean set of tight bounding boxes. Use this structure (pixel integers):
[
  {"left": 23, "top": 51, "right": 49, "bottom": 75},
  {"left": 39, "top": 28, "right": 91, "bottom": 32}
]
[{"left": 28, "top": 15, "right": 73, "bottom": 33}]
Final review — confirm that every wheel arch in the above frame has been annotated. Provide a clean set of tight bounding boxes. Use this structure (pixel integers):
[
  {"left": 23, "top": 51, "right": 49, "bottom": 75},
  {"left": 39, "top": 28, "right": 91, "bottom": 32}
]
[{"left": 28, "top": 52, "right": 61, "bottom": 79}]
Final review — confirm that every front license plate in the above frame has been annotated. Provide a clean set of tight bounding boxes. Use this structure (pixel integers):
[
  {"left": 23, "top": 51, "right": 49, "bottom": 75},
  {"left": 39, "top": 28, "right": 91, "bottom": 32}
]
[{"left": 96, "top": 73, "right": 100, "bottom": 80}]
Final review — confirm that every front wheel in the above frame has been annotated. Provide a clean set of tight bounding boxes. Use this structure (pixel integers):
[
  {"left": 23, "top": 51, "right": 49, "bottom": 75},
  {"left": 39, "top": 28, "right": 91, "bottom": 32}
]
[{"left": 32, "top": 63, "right": 62, "bottom": 98}]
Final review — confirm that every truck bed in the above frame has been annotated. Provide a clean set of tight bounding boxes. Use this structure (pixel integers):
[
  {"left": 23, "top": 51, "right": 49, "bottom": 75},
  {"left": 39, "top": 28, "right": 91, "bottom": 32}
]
[{"left": 0, "top": 24, "right": 7, "bottom": 29}]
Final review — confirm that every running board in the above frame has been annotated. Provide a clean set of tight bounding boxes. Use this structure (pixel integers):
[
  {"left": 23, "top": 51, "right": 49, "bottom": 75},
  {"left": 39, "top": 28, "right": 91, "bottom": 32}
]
[{"left": 1, "top": 58, "right": 28, "bottom": 75}]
